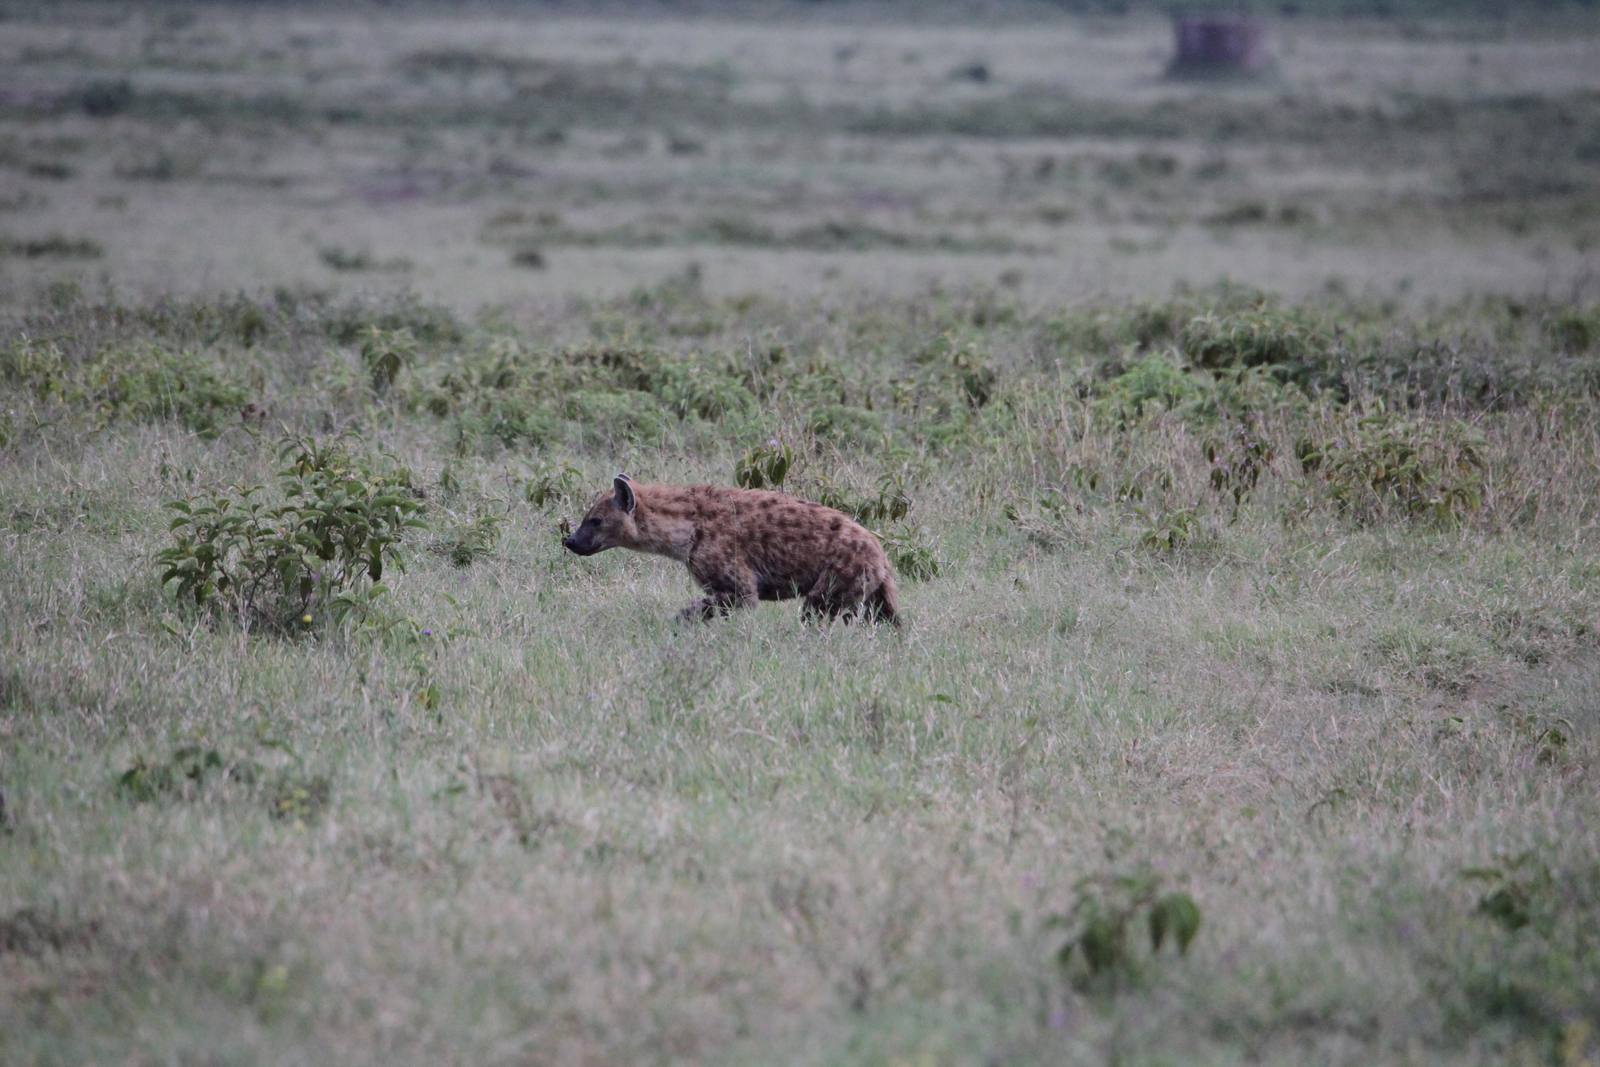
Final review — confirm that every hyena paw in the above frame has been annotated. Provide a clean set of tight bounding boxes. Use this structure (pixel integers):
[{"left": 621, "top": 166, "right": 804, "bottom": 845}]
[{"left": 676, "top": 599, "right": 718, "bottom": 622}]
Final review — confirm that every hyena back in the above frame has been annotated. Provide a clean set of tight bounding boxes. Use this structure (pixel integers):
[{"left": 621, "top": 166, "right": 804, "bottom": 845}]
[{"left": 562, "top": 476, "right": 898, "bottom": 624}]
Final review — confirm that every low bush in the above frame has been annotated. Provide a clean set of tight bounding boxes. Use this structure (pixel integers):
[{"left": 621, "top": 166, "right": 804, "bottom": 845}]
[
  {"left": 1, "top": 337, "right": 248, "bottom": 435},
  {"left": 1048, "top": 861, "right": 1201, "bottom": 989},
  {"left": 1298, "top": 406, "right": 1488, "bottom": 525},
  {"left": 1092, "top": 349, "right": 1210, "bottom": 424},
  {"left": 155, "top": 432, "right": 425, "bottom": 629}
]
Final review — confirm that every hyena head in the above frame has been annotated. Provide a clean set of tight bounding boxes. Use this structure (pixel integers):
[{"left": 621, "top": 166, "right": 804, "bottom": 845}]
[{"left": 561, "top": 475, "right": 637, "bottom": 557}]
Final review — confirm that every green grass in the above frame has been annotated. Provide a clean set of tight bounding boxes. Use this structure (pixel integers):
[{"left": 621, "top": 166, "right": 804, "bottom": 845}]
[
  {"left": 5, "top": 4, "right": 1600, "bottom": 310},
  {"left": 2, "top": 282, "right": 1600, "bottom": 1064},
  {"left": 3, "top": 4, "right": 1600, "bottom": 1061}
]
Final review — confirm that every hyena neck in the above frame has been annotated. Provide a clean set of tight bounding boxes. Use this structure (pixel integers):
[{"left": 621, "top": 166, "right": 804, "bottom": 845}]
[{"left": 630, "top": 493, "right": 696, "bottom": 563}]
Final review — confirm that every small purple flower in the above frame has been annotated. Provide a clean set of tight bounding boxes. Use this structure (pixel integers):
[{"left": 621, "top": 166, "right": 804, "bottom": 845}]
[{"left": 421, "top": 629, "right": 432, "bottom": 637}]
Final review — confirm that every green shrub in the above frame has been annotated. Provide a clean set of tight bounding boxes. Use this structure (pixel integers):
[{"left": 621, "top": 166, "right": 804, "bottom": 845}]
[
  {"left": 521, "top": 459, "right": 586, "bottom": 508},
  {"left": 1178, "top": 307, "right": 1341, "bottom": 395},
  {"left": 1543, "top": 306, "right": 1600, "bottom": 354},
  {"left": 117, "top": 746, "right": 235, "bottom": 802},
  {"left": 89, "top": 345, "right": 248, "bottom": 434},
  {"left": 359, "top": 326, "right": 417, "bottom": 394},
  {"left": 649, "top": 356, "right": 754, "bottom": 421},
  {"left": 806, "top": 402, "right": 883, "bottom": 444},
  {"left": 1134, "top": 505, "right": 1199, "bottom": 554},
  {"left": 878, "top": 521, "right": 941, "bottom": 582},
  {"left": 1093, "top": 349, "right": 1210, "bottom": 424},
  {"left": 320, "top": 293, "right": 463, "bottom": 347},
  {"left": 2, "top": 338, "right": 249, "bottom": 434},
  {"left": 433, "top": 500, "right": 505, "bottom": 568},
  {"left": 813, "top": 472, "right": 912, "bottom": 526},
  {"left": 1298, "top": 408, "right": 1488, "bottom": 525},
  {"left": 117, "top": 739, "right": 334, "bottom": 824},
  {"left": 1204, "top": 420, "right": 1276, "bottom": 518},
  {"left": 155, "top": 432, "right": 425, "bottom": 629},
  {"left": 563, "top": 390, "right": 672, "bottom": 446},
  {"left": 0, "top": 235, "right": 103, "bottom": 259},
  {"left": 734, "top": 442, "right": 793, "bottom": 490},
  {"left": 1048, "top": 862, "right": 1200, "bottom": 988}
]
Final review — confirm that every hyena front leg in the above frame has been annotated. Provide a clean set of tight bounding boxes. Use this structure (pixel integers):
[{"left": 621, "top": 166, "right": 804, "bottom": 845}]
[
  {"left": 679, "top": 566, "right": 758, "bottom": 621},
  {"left": 678, "top": 591, "right": 736, "bottom": 622}
]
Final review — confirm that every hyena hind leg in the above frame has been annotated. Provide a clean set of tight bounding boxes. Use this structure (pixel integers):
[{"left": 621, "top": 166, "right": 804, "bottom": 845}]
[
  {"left": 802, "top": 571, "right": 875, "bottom": 623},
  {"left": 865, "top": 582, "right": 900, "bottom": 626}
]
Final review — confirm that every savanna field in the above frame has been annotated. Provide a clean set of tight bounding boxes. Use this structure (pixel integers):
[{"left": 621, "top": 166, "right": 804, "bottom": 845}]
[{"left": 3, "top": 3, "right": 1600, "bottom": 1065}]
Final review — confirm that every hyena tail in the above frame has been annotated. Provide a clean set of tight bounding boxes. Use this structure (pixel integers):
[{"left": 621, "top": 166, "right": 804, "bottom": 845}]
[{"left": 868, "top": 575, "right": 900, "bottom": 626}]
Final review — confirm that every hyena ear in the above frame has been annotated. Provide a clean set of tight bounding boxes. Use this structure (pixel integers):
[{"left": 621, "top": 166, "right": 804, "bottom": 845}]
[{"left": 613, "top": 475, "right": 636, "bottom": 514}]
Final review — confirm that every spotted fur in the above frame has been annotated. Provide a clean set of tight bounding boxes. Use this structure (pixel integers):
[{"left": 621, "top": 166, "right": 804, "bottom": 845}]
[{"left": 562, "top": 476, "right": 898, "bottom": 624}]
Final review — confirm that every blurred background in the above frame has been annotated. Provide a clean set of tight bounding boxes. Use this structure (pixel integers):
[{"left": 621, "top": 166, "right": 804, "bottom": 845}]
[{"left": 1, "top": 0, "right": 1597, "bottom": 312}]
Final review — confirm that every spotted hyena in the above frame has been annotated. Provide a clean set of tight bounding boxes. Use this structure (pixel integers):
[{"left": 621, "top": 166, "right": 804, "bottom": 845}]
[{"left": 562, "top": 476, "right": 899, "bottom": 624}]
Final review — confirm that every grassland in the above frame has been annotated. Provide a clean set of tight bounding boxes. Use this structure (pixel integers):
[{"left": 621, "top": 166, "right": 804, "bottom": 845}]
[
  {"left": 3, "top": 4, "right": 1600, "bottom": 1066},
  {"left": 1, "top": 275, "right": 1599, "bottom": 1066},
  {"left": 1, "top": 3, "right": 1598, "bottom": 308}
]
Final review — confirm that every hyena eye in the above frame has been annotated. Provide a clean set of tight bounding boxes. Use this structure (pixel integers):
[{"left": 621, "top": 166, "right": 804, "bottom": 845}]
[{"left": 586, "top": 517, "right": 601, "bottom": 527}]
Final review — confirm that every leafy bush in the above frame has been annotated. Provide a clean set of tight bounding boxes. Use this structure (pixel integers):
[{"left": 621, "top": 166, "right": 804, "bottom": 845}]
[
  {"left": 1093, "top": 349, "right": 1210, "bottom": 424},
  {"left": 1431, "top": 849, "right": 1600, "bottom": 1050},
  {"left": 433, "top": 500, "right": 505, "bottom": 567},
  {"left": 878, "top": 521, "right": 941, "bottom": 582},
  {"left": 2, "top": 338, "right": 248, "bottom": 435},
  {"left": 806, "top": 402, "right": 883, "bottom": 444},
  {"left": 734, "top": 442, "right": 793, "bottom": 490},
  {"left": 411, "top": 342, "right": 763, "bottom": 450},
  {"left": 1204, "top": 420, "right": 1276, "bottom": 517},
  {"left": 1543, "top": 306, "right": 1600, "bottom": 354},
  {"left": 359, "top": 326, "right": 417, "bottom": 394},
  {"left": 5, "top": 289, "right": 462, "bottom": 369},
  {"left": 118, "top": 740, "right": 332, "bottom": 824},
  {"left": 269, "top": 773, "right": 332, "bottom": 824},
  {"left": 118, "top": 745, "right": 240, "bottom": 801},
  {"left": 0, "top": 235, "right": 103, "bottom": 259},
  {"left": 1298, "top": 408, "right": 1488, "bottom": 525},
  {"left": 155, "top": 433, "right": 425, "bottom": 629},
  {"left": 563, "top": 389, "right": 672, "bottom": 446},
  {"left": 1048, "top": 862, "right": 1200, "bottom": 988},
  {"left": 1462, "top": 853, "right": 1555, "bottom": 934},
  {"left": 1003, "top": 489, "right": 1083, "bottom": 551},
  {"left": 521, "top": 459, "right": 585, "bottom": 508},
  {"left": 813, "top": 472, "right": 912, "bottom": 526},
  {"left": 1134, "top": 505, "right": 1200, "bottom": 554},
  {"left": 1180, "top": 308, "right": 1326, "bottom": 371}
]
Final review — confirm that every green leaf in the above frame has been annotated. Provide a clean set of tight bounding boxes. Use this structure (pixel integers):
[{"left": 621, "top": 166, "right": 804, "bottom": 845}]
[
  {"left": 1079, "top": 914, "right": 1127, "bottom": 973},
  {"left": 1149, "top": 893, "right": 1202, "bottom": 954},
  {"left": 1478, "top": 885, "right": 1532, "bottom": 931}
]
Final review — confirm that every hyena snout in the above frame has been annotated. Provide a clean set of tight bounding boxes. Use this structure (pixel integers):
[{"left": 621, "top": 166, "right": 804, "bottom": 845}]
[{"left": 561, "top": 531, "right": 601, "bottom": 556}]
